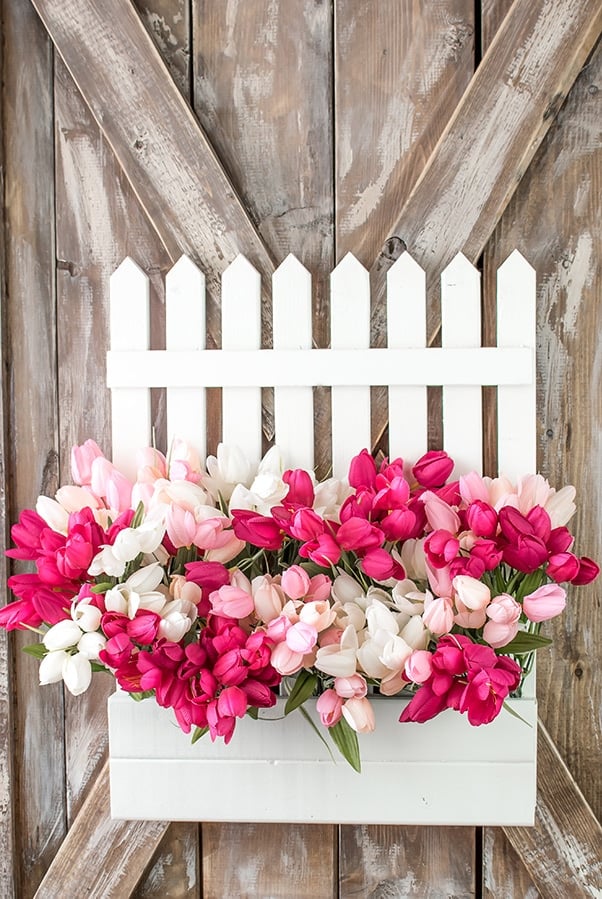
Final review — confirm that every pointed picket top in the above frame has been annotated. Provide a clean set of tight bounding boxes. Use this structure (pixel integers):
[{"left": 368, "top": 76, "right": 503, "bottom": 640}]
[
  {"left": 109, "top": 257, "right": 149, "bottom": 350},
  {"left": 222, "top": 254, "right": 261, "bottom": 350},
  {"left": 166, "top": 255, "right": 205, "bottom": 349},
  {"left": 331, "top": 253, "right": 370, "bottom": 350},
  {"left": 441, "top": 252, "right": 481, "bottom": 347},
  {"left": 387, "top": 251, "right": 426, "bottom": 347},
  {"left": 497, "top": 249, "right": 536, "bottom": 347},
  {"left": 273, "top": 255, "right": 312, "bottom": 351}
]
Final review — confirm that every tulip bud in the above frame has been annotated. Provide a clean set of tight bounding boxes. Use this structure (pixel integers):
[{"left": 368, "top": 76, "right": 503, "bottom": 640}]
[
  {"left": 71, "top": 439, "right": 105, "bottom": 486},
  {"left": 316, "top": 689, "right": 343, "bottom": 727},
  {"left": 39, "top": 649, "right": 70, "bottom": 685},
  {"left": 62, "top": 652, "right": 92, "bottom": 695},
  {"left": 77, "top": 631, "right": 107, "bottom": 660},
  {"left": 522, "top": 584, "right": 566, "bottom": 623},
  {"left": 348, "top": 449, "right": 377, "bottom": 489},
  {"left": 412, "top": 450, "right": 454, "bottom": 488},
  {"left": 572, "top": 557, "right": 600, "bottom": 586},
  {"left": 342, "top": 696, "right": 375, "bottom": 733},
  {"left": 452, "top": 575, "right": 491, "bottom": 610},
  {"left": 281, "top": 565, "right": 311, "bottom": 600},
  {"left": 43, "top": 619, "right": 83, "bottom": 652}
]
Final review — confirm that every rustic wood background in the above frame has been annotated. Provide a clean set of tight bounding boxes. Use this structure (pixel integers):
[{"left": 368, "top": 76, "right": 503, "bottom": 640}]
[{"left": 1, "top": 1, "right": 600, "bottom": 896}]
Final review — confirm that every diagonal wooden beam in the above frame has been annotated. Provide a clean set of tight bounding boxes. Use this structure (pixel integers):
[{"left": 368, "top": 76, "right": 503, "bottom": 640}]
[
  {"left": 29, "top": 0, "right": 276, "bottom": 287},
  {"left": 503, "top": 721, "right": 602, "bottom": 899},
  {"left": 34, "top": 761, "right": 169, "bottom": 899},
  {"left": 370, "top": 0, "right": 602, "bottom": 340}
]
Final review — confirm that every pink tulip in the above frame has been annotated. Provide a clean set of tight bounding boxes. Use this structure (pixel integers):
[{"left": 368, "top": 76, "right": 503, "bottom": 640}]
[
  {"left": 306, "top": 574, "right": 332, "bottom": 601},
  {"left": 301, "top": 533, "right": 341, "bottom": 567},
  {"left": 342, "top": 696, "right": 375, "bottom": 733},
  {"left": 453, "top": 597, "right": 487, "bottom": 629},
  {"left": 270, "top": 641, "right": 304, "bottom": 676},
  {"left": 422, "top": 596, "right": 454, "bottom": 635},
  {"left": 231, "top": 509, "right": 283, "bottom": 550},
  {"left": 210, "top": 585, "right": 254, "bottom": 619},
  {"left": 522, "top": 584, "right": 566, "bottom": 623},
  {"left": 466, "top": 501, "right": 498, "bottom": 538},
  {"left": 361, "top": 548, "right": 405, "bottom": 581},
  {"left": 286, "top": 621, "right": 318, "bottom": 654},
  {"left": 252, "top": 577, "right": 285, "bottom": 623},
  {"left": 265, "top": 613, "right": 293, "bottom": 643},
  {"left": 281, "top": 565, "right": 311, "bottom": 599},
  {"left": 348, "top": 449, "right": 377, "bottom": 489},
  {"left": 459, "top": 471, "right": 490, "bottom": 503},
  {"left": 316, "top": 689, "right": 343, "bottom": 727},
  {"left": 380, "top": 507, "right": 418, "bottom": 541},
  {"left": 424, "top": 530, "right": 460, "bottom": 569},
  {"left": 503, "top": 535, "right": 548, "bottom": 573},
  {"left": 217, "top": 685, "right": 247, "bottom": 719},
  {"left": 283, "top": 468, "right": 315, "bottom": 506},
  {"left": 483, "top": 594, "right": 521, "bottom": 648},
  {"left": 337, "top": 518, "right": 382, "bottom": 552},
  {"left": 404, "top": 649, "right": 433, "bottom": 684},
  {"left": 425, "top": 560, "right": 453, "bottom": 597},
  {"left": 334, "top": 674, "right": 367, "bottom": 699},
  {"left": 71, "top": 439, "right": 105, "bottom": 486},
  {"left": 90, "top": 458, "right": 132, "bottom": 511},
  {"left": 421, "top": 492, "right": 461, "bottom": 533},
  {"left": 412, "top": 450, "right": 454, "bottom": 488},
  {"left": 572, "top": 557, "right": 600, "bottom": 586},
  {"left": 452, "top": 575, "right": 491, "bottom": 610},
  {"left": 546, "top": 552, "right": 580, "bottom": 583},
  {"left": 299, "top": 600, "right": 336, "bottom": 632}
]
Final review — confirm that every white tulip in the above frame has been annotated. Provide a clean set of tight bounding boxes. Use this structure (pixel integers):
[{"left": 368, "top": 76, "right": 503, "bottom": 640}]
[
  {"left": 62, "top": 653, "right": 92, "bottom": 696},
  {"left": 39, "top": 650, "right": 69, "bottom": 685},
  {"left": 43, "top": 619, "right": 83, "bottom": 652},
  {"left": 71, "top": 601, "right": 102, "bottom": 632},
  {"left": 36, "top": 496, "right": 69, "bottom": 534},
  {"left": 77, "top": 632, "right": 107, "bottom": 660}
]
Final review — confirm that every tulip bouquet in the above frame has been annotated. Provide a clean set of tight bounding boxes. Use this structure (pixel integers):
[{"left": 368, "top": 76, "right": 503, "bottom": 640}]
[{"left": 1, "top": 439, "right": 598, "bottom": 771}]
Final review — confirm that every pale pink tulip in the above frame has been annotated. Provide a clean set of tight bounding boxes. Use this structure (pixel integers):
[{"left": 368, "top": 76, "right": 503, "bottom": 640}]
[
  {"left": 483, "top": 594, "right": 521, "bottom": 648},
  {"left": 522, "top": 584, "right": 566, "bottom": 623},
  {"left": 422, "top": 595, "right": 454, "bottom": 635},
  {"left": 421, "top": 491, "right": 461, "bottom": 533},
  {"left": 210, "top": 585, "right": 254, "bottom": 619},
  {"left": 299, "top": 600, "right": 337, "bottom": 632},
  {"left": 252, "top": 576, "right": 285, "bottom": 623},
  {"left": 281, "top": 565, "right": 311, "bottom": 599},
  {"left": 316, "top": 689, "right": 343, "bottom": 727},
  {"left": 342, "top": 696, "right": 375, "bottom": 733},
  {"left": 334, "top": 674, "right": 368, "bottom": 699},
  {"left": 270, "top": 641, "right": 304, "bottom": 676},
  {"left": 404, "top": 649, "right": 433, "bottom": 683},
  {"left": 71, "top": 440, "right": 105, "bottom": 486},
  {"left": 452, "top": 575, "right": 491, "bottom": 610},
  {"left": 285, "top": 621, "right": 318, "bottom": 654},
  {"left": 90, "top": 458, "right": 132, "bottom": 512}
]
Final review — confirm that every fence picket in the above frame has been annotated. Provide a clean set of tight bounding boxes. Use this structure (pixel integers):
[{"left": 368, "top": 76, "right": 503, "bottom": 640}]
[
  {"left": 166, "top": 256, "right": 206, "bottom": 456},
  {"left": 221, "top": 255, "right": 262, "bottom": 467},
  {"left": 109, "top": 257, "right": 151, "bottom": 479},
  {"left": 441, "top": 253, "right": 482, "bottom": 474},
  {"left": 272, "top": 255, "right": 314, "bottom": 470},
  {"left": 387, "top": 252, "right": 427, "bottom": 467},
  {"left": 497, "top": 250, "right": 537, "bottom": 479},
  {"left": 330, "top": 253, "right": 371, "bottom": 478}
]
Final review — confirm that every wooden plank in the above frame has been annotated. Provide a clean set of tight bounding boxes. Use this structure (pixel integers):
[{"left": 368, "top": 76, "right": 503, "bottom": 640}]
[
  {"left": 192, "top": 0, "right": 334, "bottom": 474},
  {"left": 202, "top": 824, "right": 336, "bottom": 899},
  {"left": 502, "top": 723, "right": 602, "bottom": 898},
  {"left": 369, "top": 0, "right": 602, "bottom": 345},
  {"left": 335, "top": 3, "right": 476, "bottom": 893},
  {"left": 340, "top": 825, "right": 476, "bottom": 898},
  {"left": 483, "top": 35, "right": 602, "bottom": 895},
  {"left": 3, "top": 3, "right": 65, "bottom": 895},
  {"left": 30, "top": 0, "right": 276, "bottom": 325},
  {"left": 0, "top": 11, "right": 15, "bottom": 897},
  {"left": 191, "top": 5, "right": 336, "bottom": 896},
  {"left": 130, "top": 6, "right": 202, "bottom": 896},
  {"left": 34, "top": 763, "right": 169, "bottom": 899}
]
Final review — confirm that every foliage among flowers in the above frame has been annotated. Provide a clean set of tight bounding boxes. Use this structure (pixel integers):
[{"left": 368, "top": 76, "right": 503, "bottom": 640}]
[{"left": 1, "top": 439, "right": 598, "bottom": 770}]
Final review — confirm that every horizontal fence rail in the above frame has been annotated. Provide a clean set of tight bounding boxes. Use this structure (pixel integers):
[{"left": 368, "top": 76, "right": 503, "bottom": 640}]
[{"left": 108, "top": 250, "right": 536, "bottom": 480}]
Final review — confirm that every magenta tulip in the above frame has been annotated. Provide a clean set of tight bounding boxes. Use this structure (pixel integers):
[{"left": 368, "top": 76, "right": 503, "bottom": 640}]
[{"left": 412, "top": 450, "right": 454, "bottom": 488}]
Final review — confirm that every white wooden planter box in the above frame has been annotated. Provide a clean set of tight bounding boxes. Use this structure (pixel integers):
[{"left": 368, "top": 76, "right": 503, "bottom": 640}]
[{"left": 108, "top": 691, "right": 537, "bottom": 826}]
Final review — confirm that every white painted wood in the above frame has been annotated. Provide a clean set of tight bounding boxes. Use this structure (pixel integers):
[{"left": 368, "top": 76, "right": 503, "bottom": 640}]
[
  {"left": 166, "top": 255, "right": 206, "bottom": 457},
  {"left": 497, "top": 250, "right": 537, "bottom": 479},
  {"left": 273, "top": 255, "right": 314, "bottom": 469},
  {"left": 108, "top": 692, "right": 537, "bottom": 825},
  {"left": 107, "top": 347, "right": 533, "bottom": 389},
  {"left": 387, "top": 252, "right": 427, "bottom": 466},
  {"left": 221, "top": 255, "right": 262, "bottom": 468},
  {"left": 442, "top": 253, "right": 482, "bottom": 474},
  {"left": 331, "top": 254, "right": 371, "bottom": 478},
  {"left": 109, "top": 257, "right": 151, "bottom": 480}
]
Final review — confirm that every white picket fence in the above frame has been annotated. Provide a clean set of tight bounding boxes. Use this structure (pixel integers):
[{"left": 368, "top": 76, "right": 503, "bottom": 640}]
[
  {"left": 107, "top": 249, "right": 538, "bottom": 826},
  {"left": 107, "top": 250, "right": 536, "bottom": 482}
]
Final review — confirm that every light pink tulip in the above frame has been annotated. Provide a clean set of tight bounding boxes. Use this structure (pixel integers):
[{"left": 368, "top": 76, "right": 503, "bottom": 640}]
[
  {"left": 425, "top": 560, "right": 453, "bottom": 597},
  {"left": 334, "top": 674, "right": 368, "bottom": 699},
  {"left": 281, "top": 565, "right": 311, "bottom": 599},
  {"left": 306, "top": 574, "right": 332, "bottom": 601},
  {"left": 265, "top": 613, "right": 292, "bottom": 643},
  {"left": 210, "top": 585, "right": 254, "bottom": 619},
  {"left": 422, "top": 596, "right": 454, "bottom": 635},
  {"left": 203, "top": 534, "right": 246, "bottom": 564},
  {"left": 252, "top": 576, "right": 285, "bottom": 623},
  {"left": 458, "top": 471, "right": 490, "bottom": 503},
  {"left": 452, "top": 575, "right": 491, "bottom": 610},
  {"left": 342, "top": 696, "right": 375, "bottom": 733},
  {"left": 286, "top": 621, "right": 318, "bottom": 654},
  {"left": 71, "top": 440, "right": 105, "bottom": 486},
  {"left": 483, "top": 594, "right": 521, "bottom": 648},
  {"left": 421, "top": 491, "right": 461, "bottom": 533},
  {"left": 298, "top": 600, "right": 336, "bottom": 632},
  {"left": 90, "top": 457, "right": 132, "bottom": 511},
  {"left": 404, "top": 649, "right": 433, "bottom": 684},
  {"left": 453, "top": 597, "right": 487, "bottom": 629},
  {"left": 522, "top": 584, "right": 566, "bottom": 623},
  {"left": 270, "top": 641, "right": 304, "bottom": 676},
  {"left": 316, "top": 689, "right": 343, "bottom": 727},
  {"left": 136, "top": 447, "right": 168, "bottom": 482}
]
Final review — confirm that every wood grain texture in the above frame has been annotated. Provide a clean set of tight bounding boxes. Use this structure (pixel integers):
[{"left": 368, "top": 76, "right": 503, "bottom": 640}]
[
  {"left": 3, "top": 3, "right": 65, "bottom": 895},
  {"left": 368, "top": 0, "right": 602, "bottom": 346},
  {"left": 502, "top": 723, "right": 602, "bottom": 898},
  {"left": 483, "top": 829, "right": 540, "bottom": 899},
  {"left": 193, "top": 0, "right": 334, "bottom": 471},
  {"left": 31, "top": 0, "right": 276, "bottom": 352},
  {"left": 202, "top": 823, "right": 337, "bottom": 899},
  {"left": 33, "top": 762, "right": 169, "bottom": 899},
  {"left": 193, "top": 6, "right": 336, "bottom": 894},
  {"left": 335, "top": 0, "right": 474, "bottom": 266},
  {"left": 483, "top": 25, "right": 602, "bottom": 807},
  {"left": 339, "top": 825, "right": 475, "bottom": 898},
  {"left": 0, "top": 12, "right": 15, "bottom": 896},
  {"left": 335, "top": 4, "right": 476, "bottom": 893}
]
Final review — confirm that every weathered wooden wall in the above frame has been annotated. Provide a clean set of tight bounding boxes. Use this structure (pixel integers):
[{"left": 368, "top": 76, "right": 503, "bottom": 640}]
[{"left": 1, "top": 2, "right": 600, "bottom": 896}]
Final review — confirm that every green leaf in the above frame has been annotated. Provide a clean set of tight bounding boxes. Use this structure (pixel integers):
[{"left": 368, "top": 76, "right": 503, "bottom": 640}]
[
  {"left": 298, "top": 706, "right": 335, "bottom": 762},
  {"left": 22, "top": 643, "right": 47, "bottom": 660},
  {"left": 284, "top": 670, "right": 318, "bottom": 716},
  {"left": 246, "top": 706, "right": 259, "bottom": 720},
  {"left": 90, "top": 661, "right": 110, "bottom": 674},
  {"left": 191, "top": 726, "right": 209, "bottom": 744},
  {"left": 130, "top": 500, "right": 146, "bottom": 530},
  {"left": 501, "top": 631, "right": 553, "bottom": 654},
  {"left": 502, "top": 701, "right": 533, "bottom": 728},
  {"left": 329, "top": 718, "right": 361, "bottom": 773},
  {"left": 91, "top": 581, "right": 114, "bottom": 594}
]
